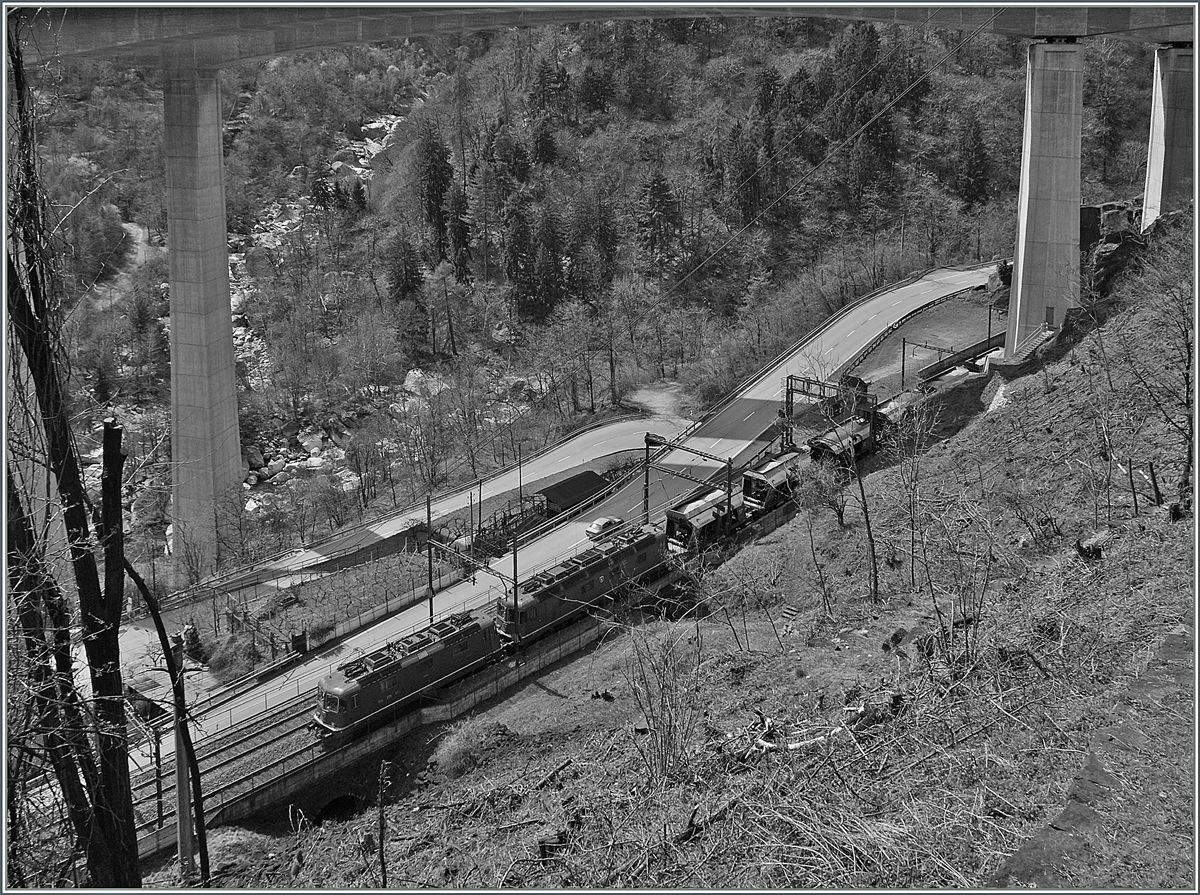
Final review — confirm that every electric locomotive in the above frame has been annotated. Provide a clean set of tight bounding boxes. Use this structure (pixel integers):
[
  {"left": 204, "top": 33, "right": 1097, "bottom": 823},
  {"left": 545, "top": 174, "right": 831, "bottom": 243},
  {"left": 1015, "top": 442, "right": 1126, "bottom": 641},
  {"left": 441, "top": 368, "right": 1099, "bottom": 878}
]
[
  {"left": 312, "top": 611, "right": 501, "bottom": 740},
  {"left": 806, "top": 416, "right": 875, "bottom": 475},
  {"left": 495, "top": 525, "right": 665, "bottom": 642},
  {"left": 741, "top": 450, "right": 806, "bottom": 515},
  {"left": 664, "top": 486, "right": 744, "bottom": 554}
]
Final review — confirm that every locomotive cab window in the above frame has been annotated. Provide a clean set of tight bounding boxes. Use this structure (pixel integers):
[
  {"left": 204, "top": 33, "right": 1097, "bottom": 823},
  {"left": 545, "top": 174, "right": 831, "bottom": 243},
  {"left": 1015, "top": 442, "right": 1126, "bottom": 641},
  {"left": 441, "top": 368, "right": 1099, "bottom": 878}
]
[{"left": 322, "top": 694, "right": 342, "bottom": 713}]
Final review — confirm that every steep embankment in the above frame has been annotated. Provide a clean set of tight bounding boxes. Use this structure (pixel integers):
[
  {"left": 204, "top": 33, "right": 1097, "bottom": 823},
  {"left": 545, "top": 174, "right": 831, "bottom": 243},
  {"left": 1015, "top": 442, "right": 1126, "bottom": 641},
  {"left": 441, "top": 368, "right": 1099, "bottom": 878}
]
[{"left": 146, "top": 218, "right": 1194, "bottom": 889}]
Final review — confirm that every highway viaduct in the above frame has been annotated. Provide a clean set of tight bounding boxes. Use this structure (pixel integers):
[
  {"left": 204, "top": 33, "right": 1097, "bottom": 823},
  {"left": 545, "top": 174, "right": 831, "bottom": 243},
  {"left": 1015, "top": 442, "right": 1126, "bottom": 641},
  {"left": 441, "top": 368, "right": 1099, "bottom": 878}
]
[{"left": 11, "top": 5, "right": 1194, "bottom": 576}]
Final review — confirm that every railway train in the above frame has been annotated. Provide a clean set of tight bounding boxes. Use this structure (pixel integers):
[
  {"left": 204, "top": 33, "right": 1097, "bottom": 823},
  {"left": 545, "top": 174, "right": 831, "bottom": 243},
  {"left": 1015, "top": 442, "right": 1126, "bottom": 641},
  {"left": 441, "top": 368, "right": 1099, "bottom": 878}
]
[
  {"left": 805, "top": 415, "right": 877, "bottom": 470},
  {"left": 313, "top": 419, "right": 881, "bottom": 744},
  {"left": 312, "top": 524, "right": 667, "bottom": 741}
]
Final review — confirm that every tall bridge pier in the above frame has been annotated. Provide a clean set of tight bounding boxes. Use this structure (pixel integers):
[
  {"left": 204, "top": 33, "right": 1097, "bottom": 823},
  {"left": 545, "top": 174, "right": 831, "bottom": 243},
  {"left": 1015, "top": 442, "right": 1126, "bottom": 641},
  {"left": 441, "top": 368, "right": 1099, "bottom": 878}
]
[
  {"left": 1006, "top": 40, "right": 1084, "bottom": 355},
  {"left": 163, "top": 57, "right": 242, "bottom": 579},
  {"left": 1142, "top": 44, "right": 1194, "bottom": 229}
]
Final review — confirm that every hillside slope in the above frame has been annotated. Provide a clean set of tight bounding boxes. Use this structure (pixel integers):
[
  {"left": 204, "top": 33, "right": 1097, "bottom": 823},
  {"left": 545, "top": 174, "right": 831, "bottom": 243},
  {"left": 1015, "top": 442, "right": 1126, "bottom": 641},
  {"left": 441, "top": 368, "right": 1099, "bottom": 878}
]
[{"left": 147, "top": 215, "right": 1194, "bottom": 890}]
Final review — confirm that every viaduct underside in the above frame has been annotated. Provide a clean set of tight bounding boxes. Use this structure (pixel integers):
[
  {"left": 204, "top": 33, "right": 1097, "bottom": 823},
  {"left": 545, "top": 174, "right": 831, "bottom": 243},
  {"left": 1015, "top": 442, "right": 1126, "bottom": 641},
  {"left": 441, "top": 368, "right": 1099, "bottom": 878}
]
[{"left": 13, "top": 6, "right": 1195, "bottom": 579}]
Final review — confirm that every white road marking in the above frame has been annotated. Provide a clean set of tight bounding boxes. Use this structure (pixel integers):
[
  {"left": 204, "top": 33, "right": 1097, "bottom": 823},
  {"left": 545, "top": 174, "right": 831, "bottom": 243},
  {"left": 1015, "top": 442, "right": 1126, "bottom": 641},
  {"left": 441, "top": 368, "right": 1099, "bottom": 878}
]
[
  {"left": 846, "top": 329, "right": 855, "bottom": 336},
  {"left": 743, "top": 412, "right": 754, "bottom": 421}
]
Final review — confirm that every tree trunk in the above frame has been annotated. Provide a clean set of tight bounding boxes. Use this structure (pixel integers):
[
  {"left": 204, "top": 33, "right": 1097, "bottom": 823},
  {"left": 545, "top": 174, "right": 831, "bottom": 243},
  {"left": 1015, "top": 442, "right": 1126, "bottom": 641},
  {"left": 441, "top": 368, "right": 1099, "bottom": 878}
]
[
  {"left": 853, "top": 463, "right": 880, "bottom": 604},
  {"left": 123, "top": 560, "right": 210, "bottom": 884},
  {"left": 7, "top": 21, "right": 140, "bottom": 884}
]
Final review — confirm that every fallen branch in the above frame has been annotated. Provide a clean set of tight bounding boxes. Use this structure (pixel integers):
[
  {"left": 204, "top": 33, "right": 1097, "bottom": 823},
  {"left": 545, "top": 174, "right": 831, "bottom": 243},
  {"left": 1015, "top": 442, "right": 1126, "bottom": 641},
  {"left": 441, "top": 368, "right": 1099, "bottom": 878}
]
[{"left": 535, "top": 758, "right": 572, "bottom": 790}]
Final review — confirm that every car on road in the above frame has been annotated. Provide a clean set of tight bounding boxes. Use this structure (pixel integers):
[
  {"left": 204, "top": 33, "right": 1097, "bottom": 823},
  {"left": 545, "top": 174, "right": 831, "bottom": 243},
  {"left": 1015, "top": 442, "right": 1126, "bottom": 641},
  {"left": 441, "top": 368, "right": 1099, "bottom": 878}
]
[{"left": 585, "top": 516, "right": 624, "bottom": 540}]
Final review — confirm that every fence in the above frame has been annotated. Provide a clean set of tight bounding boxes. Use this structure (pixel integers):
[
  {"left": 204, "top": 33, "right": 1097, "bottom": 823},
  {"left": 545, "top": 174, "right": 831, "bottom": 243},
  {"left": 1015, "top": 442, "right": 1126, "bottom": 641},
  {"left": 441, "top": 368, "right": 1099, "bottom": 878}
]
[{"left": 917, "top": 332, "right": 1007, "bottom": 381}]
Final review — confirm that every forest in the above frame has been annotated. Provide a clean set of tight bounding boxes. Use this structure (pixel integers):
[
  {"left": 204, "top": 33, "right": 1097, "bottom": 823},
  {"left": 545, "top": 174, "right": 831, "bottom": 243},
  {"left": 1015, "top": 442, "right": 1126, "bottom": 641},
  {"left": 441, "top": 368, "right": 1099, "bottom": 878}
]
[{"left": 30, "top": 17, "right": 1154, "bottom": 580}]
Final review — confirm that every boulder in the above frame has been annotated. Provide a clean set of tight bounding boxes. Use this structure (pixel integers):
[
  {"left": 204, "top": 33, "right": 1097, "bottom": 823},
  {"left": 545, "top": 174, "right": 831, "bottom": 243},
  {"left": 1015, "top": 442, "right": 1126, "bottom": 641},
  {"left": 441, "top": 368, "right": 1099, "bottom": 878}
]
[
  {"left": 245, "top": 445, "right": 265, "bottom": 470},
  {"left": 306, "top": 456, "right": 328, "bottom": 470},
  {"left": 273, "top": 471, "right": 291, "bottom": 485},
  {"left": 267, "top": 458, "right": 287, "bottom": 478},
  {"left": 255, "top": 466, "right": 269, "bottom": 479},
  {"left": 298, "top": 432, "right": 324, "bottom": 455}
]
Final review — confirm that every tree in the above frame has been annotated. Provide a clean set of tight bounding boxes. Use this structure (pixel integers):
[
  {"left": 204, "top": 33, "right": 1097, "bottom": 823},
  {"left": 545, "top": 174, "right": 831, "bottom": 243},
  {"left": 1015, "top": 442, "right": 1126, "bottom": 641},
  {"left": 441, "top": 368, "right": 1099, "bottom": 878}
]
[
  {"left": 951, "top": 111, "right": 990, "bottom": 210},
  {"left": 6, "top": 21, "right": 141, "bottom": 884},
  {"left": 797, "top": 460, "right": 849, "bottom": 527},
  {"left": 466, "top": 155, "right": 502, "bottom": 282},
  {"left": 413, "top": 122, "right": 453, "bottom": 262},
  {"left": 443, "top": 180, "right": 471, "bottom": 283},
  {"left": 637, "top": 167, "right": 681, "bottom": 267},
  {"left": 501, "top": 196, "right": 534, "bottom": 307},
  {"left": 576, "top": 63, "right": 612, "bottom": 113},
  {"left": 386, "top": 231, "right": 424, "bottom": 306},
  {"left": 1114, "top": 222, "right": 1194, "bottom": 510},
  {"left": 531, "top": 117, "right": 557, "bottom": 166},
  {"left": 724, "top": 123, "right": 761, "bottom": 226},
  {"left": 753, "top": 66, "right": 781, "bottom": 116}
]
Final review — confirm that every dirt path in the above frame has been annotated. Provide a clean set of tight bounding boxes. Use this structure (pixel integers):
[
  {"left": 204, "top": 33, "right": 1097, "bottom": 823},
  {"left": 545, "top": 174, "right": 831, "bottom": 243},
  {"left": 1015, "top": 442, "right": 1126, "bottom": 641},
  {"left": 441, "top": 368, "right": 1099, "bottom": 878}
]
[
  {"left": 87, "top": 221, "right": 158, "bottom": 311},
  {"left": 625, "top": 379, "right": 695, "bottom": 424}
]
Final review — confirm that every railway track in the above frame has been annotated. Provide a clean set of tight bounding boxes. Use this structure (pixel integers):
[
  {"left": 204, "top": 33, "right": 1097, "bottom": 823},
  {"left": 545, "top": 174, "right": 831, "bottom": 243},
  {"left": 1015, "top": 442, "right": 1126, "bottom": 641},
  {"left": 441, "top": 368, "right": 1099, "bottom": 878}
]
[{"left": 129, "top": 694, "right": 318, "bottom": 836}]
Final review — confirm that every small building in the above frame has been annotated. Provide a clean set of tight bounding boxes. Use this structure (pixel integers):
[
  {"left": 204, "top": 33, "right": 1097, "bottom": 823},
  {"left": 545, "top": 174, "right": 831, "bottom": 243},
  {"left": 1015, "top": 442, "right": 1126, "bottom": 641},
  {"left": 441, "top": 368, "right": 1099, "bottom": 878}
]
[{"left": 536, "top": 470, "right": 610, "bottom": 517}]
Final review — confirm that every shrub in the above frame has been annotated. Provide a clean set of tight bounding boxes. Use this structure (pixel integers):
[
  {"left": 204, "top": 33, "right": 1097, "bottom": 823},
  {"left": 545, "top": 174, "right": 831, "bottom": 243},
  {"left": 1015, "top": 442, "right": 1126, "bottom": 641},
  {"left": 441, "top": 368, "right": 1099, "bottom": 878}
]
[
  {"left": 432, "top": 717, "right": 513, "bottom": 780},
  {"left": 207, "top": 633, "right": 263, "bottom": 683}
]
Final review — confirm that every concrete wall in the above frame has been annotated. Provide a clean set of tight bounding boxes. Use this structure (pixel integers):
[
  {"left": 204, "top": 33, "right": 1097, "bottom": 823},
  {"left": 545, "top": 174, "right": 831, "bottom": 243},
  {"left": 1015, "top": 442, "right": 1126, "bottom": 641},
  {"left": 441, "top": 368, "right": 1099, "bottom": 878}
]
[{"left": 918, "top": 333, "right": 1007, "bottom": 381}]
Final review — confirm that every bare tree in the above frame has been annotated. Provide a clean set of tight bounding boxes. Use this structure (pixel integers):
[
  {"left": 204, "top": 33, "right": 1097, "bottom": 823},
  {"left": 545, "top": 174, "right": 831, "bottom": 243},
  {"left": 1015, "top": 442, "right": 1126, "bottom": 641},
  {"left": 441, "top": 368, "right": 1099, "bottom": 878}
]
[
  {"left": 1114, "top": 229, "right": 1194, "bottom": 511},
  {"left": 6, "top": 16, "right": 140, "bottom": 885}
]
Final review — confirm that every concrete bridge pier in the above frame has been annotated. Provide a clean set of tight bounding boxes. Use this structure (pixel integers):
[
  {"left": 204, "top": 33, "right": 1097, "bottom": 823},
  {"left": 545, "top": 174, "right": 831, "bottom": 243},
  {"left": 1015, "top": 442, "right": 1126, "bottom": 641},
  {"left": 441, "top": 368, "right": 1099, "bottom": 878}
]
[
  {"left": 1005, "top": 40, "right": 1084, "bottom": 359},
  {"left": 1142, "top": 44, "right": 1194, "bottom": 229},
  {"left": 162, "top": 54, "right": 242, "bottom": 580}
]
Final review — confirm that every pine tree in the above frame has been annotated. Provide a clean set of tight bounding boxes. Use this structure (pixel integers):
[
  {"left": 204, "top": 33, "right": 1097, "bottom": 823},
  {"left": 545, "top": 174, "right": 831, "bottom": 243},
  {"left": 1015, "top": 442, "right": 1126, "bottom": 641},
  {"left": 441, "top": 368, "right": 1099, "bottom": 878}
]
[
  {"left": 387, "top": 232, "right": 424, "bottom": 305},
  {"left": 444, "top": 181, "right": 472, "bottom": 283},
  {"left": 754, "top": 66, "right": 781, "bottom": 116},
  {"left": 531, "top": 117, "right": 557, "bottom": 165},
  {"left": 637, "top": 168, "right": 681, "bottom": 265},
  {"left": 527, "top": 209, "right": 565, "bottom": 322},
  {"left": 502, "top": 198, "right": 533, "bottom": 294},
  {"left": 724, "top": 123, "right": 761, "bottom": 226},
  {"left": 413, "top": 123, "right": 454, "bottom": 262},
  {"left": 531, "top": 57, "right": 555, "bottom": 114},
  {"left": 576, "top": 64, "right": 612, "bottom": 113},
  {"left": 952, "top": 112, "right": 990, "bottom": 210},
  {"left": 466, "top": 153, "right": 502, "bottom": 282}
]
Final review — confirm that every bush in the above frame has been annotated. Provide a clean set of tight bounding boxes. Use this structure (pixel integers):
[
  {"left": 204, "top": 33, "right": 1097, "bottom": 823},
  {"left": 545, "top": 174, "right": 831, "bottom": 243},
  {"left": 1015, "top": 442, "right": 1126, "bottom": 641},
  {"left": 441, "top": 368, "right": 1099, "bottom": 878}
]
[
  {"left": 207, "top": 633, "right": 263, "bottom": 683},
  {"left": 431, "top": 717, "right": 513, "bottom": 780}
]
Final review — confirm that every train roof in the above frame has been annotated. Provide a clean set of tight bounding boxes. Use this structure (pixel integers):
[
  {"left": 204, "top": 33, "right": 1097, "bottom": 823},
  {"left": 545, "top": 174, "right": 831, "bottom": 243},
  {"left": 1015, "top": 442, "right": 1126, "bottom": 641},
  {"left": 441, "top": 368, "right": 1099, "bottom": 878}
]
[
  {"left": 808, "top": 418, "right": 871, "bottom": 453},
  {"left": 514, "top": 526, "right": 658, "bottom": 606},
  {"left": 667, "top": 487, "right": 740, "bottom": 522},
  {"left": 329, "top": 611, "right": 488, "bottom": 686},
  {"left": 744, "top": 451, "right": 804, "bottom": 485}
]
